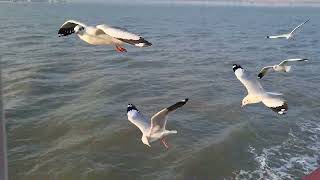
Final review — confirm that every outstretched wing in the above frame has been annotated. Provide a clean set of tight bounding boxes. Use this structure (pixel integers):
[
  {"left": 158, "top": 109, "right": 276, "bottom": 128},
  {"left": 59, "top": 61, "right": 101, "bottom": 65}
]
[
  {"left": 58, "top": 20, "right": 87, "bottom": 37},
  {"left": 290, "top": 19, "right": 309, "bottom": 34},
  {"left": 278, "top": 58, "right": 308, "bottom": 66},
  {"left": 96, "top": 24, "right": 152, "bottom": 47},
  {"left": 258, "top": 66, "right": 274, "bottom": 79},
  {"left": 262, "top": 93, "right": 288, "bottom": 114},
  {"left": 233, "top": 65, "right": 264, "bottom": 96},
  {"left": 127, "top": 104, "right": 150, "bottom": 134},
  {"left": 150, "top": 99, "right": 188, "bottom": 134}
]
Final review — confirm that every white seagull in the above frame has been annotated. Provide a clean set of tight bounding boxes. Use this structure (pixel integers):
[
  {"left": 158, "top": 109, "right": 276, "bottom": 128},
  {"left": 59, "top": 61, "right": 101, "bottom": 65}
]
[
  {"left": 258, "top": 58, "right": 308, "bottom": 79},
  {"left": 58, "top": 20, "right": 152, "bottom": 53},
  {"left": 127, "top": 98, "right": 189, "bottom": 149},
  {"left": 233, "top": 64, "right": 288, "bottom": 114},
  {"left": 266, "top": 19, "right": 309, "bottom": 39}
]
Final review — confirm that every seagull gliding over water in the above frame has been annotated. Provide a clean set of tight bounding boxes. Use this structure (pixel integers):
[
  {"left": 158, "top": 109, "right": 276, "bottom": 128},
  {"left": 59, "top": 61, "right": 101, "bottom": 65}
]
[
  {"left": 258, "top": 58, "right": 308, "bottom": 79},
  {"left": 266, "top": 19, "right": 309, "bottom": 39},
  {"left": 58, "top": 20, "right": 152, "bottom": 53},
  {"left": 127, "top": 99, "right": 189, "bottom": 149},
  {"left": 233, "top": 64, "right": 288, "bottom": 114}
]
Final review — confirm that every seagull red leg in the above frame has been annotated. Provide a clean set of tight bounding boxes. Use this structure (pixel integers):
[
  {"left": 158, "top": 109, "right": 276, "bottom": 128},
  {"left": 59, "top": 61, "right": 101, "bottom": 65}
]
[
  {"left": 161, "top": 138, "right": 169, "bottom": 149},
  {"left": 115, "top": 45, "right": 122, "bottom": 53},
  {"left": 115, "top": 45, "right": 127, "bottom": 53}
]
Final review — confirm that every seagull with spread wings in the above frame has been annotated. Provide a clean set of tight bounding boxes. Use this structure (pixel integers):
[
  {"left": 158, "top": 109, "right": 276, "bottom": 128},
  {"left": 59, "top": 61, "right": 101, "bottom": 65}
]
[
  {"left": 233, "top": 64, "right": 288, "bottom": 114},
  {"left": 257, "top": 58, "right": 308, "bottom": 79},
  {"left": 266, "top": 19, "right": 309, "bottom": 39},
  {"left": 58, "top": 20, "right": 152, "bottom": 53},
  {"left": 127, "top": 99, "right": 188, "bottom": 149}
]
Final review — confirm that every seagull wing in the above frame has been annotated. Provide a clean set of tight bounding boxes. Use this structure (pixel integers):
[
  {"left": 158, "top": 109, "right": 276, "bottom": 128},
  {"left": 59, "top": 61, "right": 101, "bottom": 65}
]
[
  {"left": 258, "top": 66, "right": 274, "bottom": 79},
  {"left": 127, "top": 104, "right": 150, "bottom": 134},
  {"left": 278, "top": 58, "right": 308, "bottom": 66},
  {"left": 58, "top": 20, "right": 87, "bottom": 37},
  {"left": 234, "top": 68, "right": 264, "bottom": 96},
  {"left": 96, "top": 24, "right": 152, "bottom": 47},
  {"left": 262, "top": 93, "right": 288, "bottom": 114},
  {"left": 150, "top": 99, "right": 188, "bottom": 134},
  {"left": 289, "top": 19, "right": 309, "bottom": 34}
]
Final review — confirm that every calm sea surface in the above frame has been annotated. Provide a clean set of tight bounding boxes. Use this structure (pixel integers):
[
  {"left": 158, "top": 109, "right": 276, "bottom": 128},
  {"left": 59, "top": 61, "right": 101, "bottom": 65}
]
[{"left": 1, "top": 2, "right": 320, "bottom": 180}]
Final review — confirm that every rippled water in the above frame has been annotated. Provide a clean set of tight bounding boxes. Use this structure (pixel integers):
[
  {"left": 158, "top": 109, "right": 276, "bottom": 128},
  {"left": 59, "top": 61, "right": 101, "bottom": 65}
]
[{"left": 1, "top": 2, "right": 320, "bottom": 180}]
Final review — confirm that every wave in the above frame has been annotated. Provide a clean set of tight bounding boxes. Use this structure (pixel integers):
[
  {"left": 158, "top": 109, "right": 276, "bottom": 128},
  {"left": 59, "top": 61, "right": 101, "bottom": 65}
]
[{"left": 235, "top": 120, "right": 320, "bottom": 180}]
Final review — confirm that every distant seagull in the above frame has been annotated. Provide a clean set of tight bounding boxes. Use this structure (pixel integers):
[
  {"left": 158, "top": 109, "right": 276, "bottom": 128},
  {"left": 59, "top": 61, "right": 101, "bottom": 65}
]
[
  {"left": 266, "top": 19, "right": 309, "bottom": 39},
  {"left": 58, "top": 20, "right": 152, "bottom": 53},
  {"left": 127, "top": 99, "right": 188, "bottom": 149},
  {"left": 233, "top": 64, "right": 288, "bottom": 114},
  {"left": 258, "top": 58, "right": 308, "bottom": 79}
]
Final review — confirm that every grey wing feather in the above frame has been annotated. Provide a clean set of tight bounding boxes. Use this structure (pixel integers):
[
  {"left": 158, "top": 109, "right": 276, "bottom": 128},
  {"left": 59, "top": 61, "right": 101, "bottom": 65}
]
[
  {"left": 290, "top": 19, "right": 309, "bottom": 34},
  {"left": 258, "top": 66, "right": 273, "bottom": 79},
  {"left": 279, "top": 58, "right": 308, "bottom": 66},
  {"left": 262, "top": 93, "right": 288, "bottom": 115},
  {"left": 127, "top": 108, "right": 150, "bottom": 133},
  {"left": 150, "top": 99, "right": 188, "bottom": 134},
  {"left": 237, "top": 70, "right": 264, "bottom": 95}
]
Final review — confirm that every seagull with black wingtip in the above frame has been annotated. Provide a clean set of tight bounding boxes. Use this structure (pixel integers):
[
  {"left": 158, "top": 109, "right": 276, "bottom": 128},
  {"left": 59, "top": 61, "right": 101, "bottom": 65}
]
[
  {"left": 127, "top": 99, "right": 188, "bottom": 149},
  {"left": 257, "top": 58, "right": 308, "bottom": 79},
  {"left": 58, "top": 20, "right": 152, "bottom": 53},
  {"left": 233, "top": 64, "right": 288, "bottom": 114}
]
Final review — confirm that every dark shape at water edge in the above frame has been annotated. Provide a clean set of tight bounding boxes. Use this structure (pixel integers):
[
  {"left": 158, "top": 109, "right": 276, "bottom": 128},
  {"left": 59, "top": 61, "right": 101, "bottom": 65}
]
[{"left": 303, "top": 167, "right": 320, "bottom": 180}]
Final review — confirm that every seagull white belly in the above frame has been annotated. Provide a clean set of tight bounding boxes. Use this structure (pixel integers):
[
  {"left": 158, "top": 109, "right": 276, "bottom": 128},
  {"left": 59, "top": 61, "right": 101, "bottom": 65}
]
[
  {"left": 78, "top": 34, "right": 122, "bottom": 45},
  {"left": 274, "top": 66, "right": 287, "bottom": 72},
  {"left": 148, "top": 133, "right": 163, "bottom": 143}
]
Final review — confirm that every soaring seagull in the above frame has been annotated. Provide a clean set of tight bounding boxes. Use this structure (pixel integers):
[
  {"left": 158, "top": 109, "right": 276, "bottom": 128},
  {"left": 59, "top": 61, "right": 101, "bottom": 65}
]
[
  {"left": 127, "top": 99, "right": 189, "bottom": 149},
  {"left": 266, "top": 19, "right": 309, "bottom": 39},
  {"left": 258, "top": 58, "right": 308, "bottom": 79},
  {"left": 58, "top": 20, "right": 152, "bottom": 53},
  {"left": 233, "top": 64, "right": 288, "bottom": 114}
]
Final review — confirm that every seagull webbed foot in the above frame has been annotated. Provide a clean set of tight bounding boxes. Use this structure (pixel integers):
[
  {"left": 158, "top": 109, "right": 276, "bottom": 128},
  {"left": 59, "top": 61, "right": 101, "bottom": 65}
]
[{"left": 115, "top": 45, "right": 127, "bottom": 53}]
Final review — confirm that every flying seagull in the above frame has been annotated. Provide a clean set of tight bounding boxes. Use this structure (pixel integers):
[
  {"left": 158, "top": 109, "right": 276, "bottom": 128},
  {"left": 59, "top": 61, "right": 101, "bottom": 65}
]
[
  {"left": 258, "top": 58, "right": 308, "bottom": 79},
  {"left": 266, "top": 19, "right": 309, "bottom": 39},
  {"left": 127, "top": 98, "right": 189, "bottom": 149},
  {"left": 233, "top": 64, "right": 288, "bottom": 114},
  {"left": 58, "top": 20, "right": 152, "bottom": 53}
]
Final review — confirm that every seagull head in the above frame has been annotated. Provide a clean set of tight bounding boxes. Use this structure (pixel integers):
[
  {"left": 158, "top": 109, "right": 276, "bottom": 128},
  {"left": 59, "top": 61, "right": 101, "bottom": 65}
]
[
  {"left": 74, "top": 25, "right": 85, "bottom": 34},
  {"left": 141, "top": 136, "right": 151, "bottom": 147},
  {"left": 232, "top": 64, "right": 243, "bottom": 72},
  {"left": 242, "top": 95, "right": 251, "bottom": 107}
]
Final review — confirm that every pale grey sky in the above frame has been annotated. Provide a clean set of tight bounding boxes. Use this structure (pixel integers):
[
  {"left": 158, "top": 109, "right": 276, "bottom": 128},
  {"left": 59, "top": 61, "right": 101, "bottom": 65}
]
[{"left": 74, "top": 0, "right": 320, "bottom": 5}]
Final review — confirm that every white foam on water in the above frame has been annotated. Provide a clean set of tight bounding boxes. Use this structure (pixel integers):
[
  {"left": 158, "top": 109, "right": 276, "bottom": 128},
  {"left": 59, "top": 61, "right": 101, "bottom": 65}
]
[{"left": 235, "top": 120, "right": 320, "bottom": 180}]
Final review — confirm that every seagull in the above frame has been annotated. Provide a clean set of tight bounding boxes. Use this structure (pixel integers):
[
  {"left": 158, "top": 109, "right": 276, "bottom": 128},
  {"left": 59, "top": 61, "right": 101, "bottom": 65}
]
[
  {"left": 258, "top": 58, "right": 308, "bottom": 79},
  {"left": 266, "top": 19, "right": 309, "bottom": 39},
  {"left": 127, "top": 98, "right": 189, "bottom": 149},
  {"left": 233, "top": 64, "right": 288, "bottom": 114},
  {"left": 58, "top": 20, "right": 152, "bottom": 53}
]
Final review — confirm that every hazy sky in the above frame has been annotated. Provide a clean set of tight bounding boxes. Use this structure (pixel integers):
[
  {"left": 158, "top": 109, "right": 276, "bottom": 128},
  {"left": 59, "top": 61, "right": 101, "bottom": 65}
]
[{"left": 74, "top": 0, "right": 320, "bottom": 5}]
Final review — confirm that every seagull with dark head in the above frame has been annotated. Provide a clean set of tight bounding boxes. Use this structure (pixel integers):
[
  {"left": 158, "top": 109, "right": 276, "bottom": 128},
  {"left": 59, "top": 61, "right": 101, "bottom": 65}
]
[
  {"left": 127, "top": 99, "right": 189, "bottom": 149},
  {"left": 233, "top": 64, "right": 288, "bottom": 114},
  {"left": 58, "top": 20, "right": 152, "bottom": 53}
]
